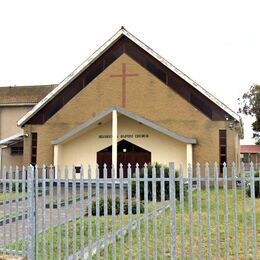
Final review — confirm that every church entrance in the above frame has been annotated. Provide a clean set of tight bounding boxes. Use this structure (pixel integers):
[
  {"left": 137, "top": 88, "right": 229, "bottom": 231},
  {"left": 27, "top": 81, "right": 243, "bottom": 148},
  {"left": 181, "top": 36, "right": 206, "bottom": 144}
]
[{"left": 97, "top": 139, "right": 151, "bottom": 178}]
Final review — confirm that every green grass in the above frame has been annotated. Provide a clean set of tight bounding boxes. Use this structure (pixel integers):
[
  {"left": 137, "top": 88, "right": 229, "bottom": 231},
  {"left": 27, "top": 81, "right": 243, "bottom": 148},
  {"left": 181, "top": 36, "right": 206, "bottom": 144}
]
[
  {"left": 12, "top": 189, "right": 260, "bottom": 259},
  {"left": 0, "top": 192, "right": 24, "bottom": 202},
  {"left": 0, "top": 211, "right": 26, "bottom": 223}
]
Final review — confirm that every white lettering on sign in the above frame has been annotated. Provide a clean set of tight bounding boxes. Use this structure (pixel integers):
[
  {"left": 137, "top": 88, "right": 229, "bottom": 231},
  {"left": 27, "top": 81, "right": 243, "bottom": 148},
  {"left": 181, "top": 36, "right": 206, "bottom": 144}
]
[{"left": 98, "top": 134, "right": 149, "bottom": 139}]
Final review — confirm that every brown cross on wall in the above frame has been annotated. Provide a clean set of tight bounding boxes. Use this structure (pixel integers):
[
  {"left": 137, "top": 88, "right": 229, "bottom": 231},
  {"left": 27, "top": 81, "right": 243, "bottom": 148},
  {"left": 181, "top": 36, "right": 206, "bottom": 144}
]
[{"left": 110, "top": 63, "right": 138, "bottom": 107}]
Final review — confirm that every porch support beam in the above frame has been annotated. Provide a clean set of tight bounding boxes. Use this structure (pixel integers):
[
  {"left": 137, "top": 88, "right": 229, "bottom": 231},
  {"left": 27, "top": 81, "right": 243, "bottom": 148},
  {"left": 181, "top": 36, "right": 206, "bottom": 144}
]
[
  {"left": 186, "top": 144, "right": 193, "bottom": 170},
  {"left": 54, "top": 145, "right": 59, "bottom": 170},
  {"left": 112, "top": 109, "right": 118, "bottom": 177}
]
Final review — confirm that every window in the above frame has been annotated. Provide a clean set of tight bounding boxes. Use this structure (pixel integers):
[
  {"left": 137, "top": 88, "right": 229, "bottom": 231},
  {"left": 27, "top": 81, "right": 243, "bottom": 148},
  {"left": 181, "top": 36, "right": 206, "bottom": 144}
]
[
  {"left": 11, "top": 146, "right": 23, "bottom": 155},
  {"left": 219, "top": 129, "right": 227, "bottom": 172},
  {"left": 31, "top": 133, "right": 37, "bottom": 166}
]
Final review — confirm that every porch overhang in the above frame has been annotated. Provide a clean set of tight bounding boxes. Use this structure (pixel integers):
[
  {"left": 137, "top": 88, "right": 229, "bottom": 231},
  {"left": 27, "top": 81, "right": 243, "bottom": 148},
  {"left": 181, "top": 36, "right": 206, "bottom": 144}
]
[{"left": 51, "top": 106, "right": 197, "bottom": 145}]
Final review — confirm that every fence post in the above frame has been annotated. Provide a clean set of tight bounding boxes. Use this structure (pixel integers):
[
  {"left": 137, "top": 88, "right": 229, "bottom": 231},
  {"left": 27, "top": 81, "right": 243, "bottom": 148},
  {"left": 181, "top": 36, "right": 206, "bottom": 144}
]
[{"left": 27, "top": 165, "right": 35, "bottom": 260}]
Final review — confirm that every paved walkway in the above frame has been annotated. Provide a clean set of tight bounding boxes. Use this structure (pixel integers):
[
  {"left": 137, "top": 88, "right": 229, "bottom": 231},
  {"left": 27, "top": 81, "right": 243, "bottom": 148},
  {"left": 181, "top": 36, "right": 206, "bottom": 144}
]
[{"left": 0, "top": 187, "right": 97, "bottom": 249}]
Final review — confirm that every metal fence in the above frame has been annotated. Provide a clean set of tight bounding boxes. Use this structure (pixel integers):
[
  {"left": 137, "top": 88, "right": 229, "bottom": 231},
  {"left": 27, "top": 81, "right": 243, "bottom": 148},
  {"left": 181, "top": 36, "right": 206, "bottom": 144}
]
[{"left": 0, "top": 162, "right": 259, "bottom": 259}]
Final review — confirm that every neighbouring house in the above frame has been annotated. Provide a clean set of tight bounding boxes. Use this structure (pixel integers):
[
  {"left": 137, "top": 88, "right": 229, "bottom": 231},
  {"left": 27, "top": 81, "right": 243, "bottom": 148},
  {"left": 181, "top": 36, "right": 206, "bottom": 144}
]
[
  {"left": 14, "top": 28, "right": 243, "bottom": 178},
  {"left": 0, "top": 85, "right": 56, "bottom": 176},
  {"left": 240, "top": 145, "right": 260, "bottom": 169}
]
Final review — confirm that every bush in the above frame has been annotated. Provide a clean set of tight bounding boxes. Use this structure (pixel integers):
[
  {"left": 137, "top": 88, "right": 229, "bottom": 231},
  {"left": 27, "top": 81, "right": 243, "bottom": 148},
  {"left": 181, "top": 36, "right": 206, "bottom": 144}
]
[
  {"left": 12, "top": 182, "right": 26, "bottom": 192},
  {"left": 86, "top": 197, "right": 144, "bottom": 216},
  {"left": 131, "top": 163, "right": 180, "bottom": 201},
  {"left": 246, "top": 174, "right": 260, "bottom": 198}
]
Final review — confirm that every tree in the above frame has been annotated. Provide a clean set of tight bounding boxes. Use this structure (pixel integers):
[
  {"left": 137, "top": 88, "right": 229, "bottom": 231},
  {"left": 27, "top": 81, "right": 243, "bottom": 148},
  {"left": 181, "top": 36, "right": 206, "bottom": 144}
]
[{"left": 238, "top": 84, "right": 260, "bottom": 144}]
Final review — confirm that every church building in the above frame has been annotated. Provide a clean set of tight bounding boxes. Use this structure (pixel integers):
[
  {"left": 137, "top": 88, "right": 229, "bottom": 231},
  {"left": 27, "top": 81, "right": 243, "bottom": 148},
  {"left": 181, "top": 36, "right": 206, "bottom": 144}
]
[{"left": 17, "top": 28, "right": 243, "bottom": 177}]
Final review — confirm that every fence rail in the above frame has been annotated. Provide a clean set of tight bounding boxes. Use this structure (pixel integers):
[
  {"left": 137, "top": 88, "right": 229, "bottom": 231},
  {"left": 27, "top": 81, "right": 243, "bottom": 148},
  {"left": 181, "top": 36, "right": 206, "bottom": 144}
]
[{"left": 0, "top": 162, "right": 259, "bottom": 259}]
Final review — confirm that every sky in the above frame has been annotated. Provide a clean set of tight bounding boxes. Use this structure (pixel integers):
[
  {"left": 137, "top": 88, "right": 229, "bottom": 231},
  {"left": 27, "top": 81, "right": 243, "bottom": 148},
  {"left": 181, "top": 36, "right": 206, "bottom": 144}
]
[{"left": 0, "top": 0, "right": 259, "bottom": 144}]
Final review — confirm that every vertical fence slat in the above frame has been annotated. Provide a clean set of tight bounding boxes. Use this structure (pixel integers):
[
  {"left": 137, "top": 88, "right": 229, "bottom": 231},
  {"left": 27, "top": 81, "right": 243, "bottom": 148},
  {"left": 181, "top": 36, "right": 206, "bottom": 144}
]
[
  {"left": 169, "top": 162, "right": 176, "bottom": 260},
  {"left": 128, "top": 163, "right": 133, "bottom": 260},
  {"left": 8, "top": 166, "right": 13, "bottom": 254},
  {"left": 88, "top": 165, "right": 92, "bottom": 259},
  {"left": 57, "top": 166, "right": 61, "bottom": 260},
  {"left": 15, "top": 166, "right": 19, "bottom": 255},
  {"left": 64, "top": 166, "right": 69, "bottom": 259},
  {"left": 80, "top": 165, "right": 85, "bottom": 259},
  {"left": 72, "top": 166, "right": 77, "bottom": 259},
  {"left": 205, "top": 163, "right": 212, "bottom": 259},
  {"left": 96, "top": 165, "right": 100, "bottom": 260},
  {"left": 188, "top": 163, "right": 194, "bottom": 260},
  {"left": 232, "top": 162, "right": 239, "bottom": 260},
  {"left": 27, "top": 165, "right": 35, "bottom": 260},
  {"left": 223, "top": 162, "right": 230, "bottom": 260},
  {"left": 103, "top": 164, "right": 108, "bottom": 259},
  {"left": 119, "top": 164, "right": 124, "bottom": 260},
  {"left": 160, "top": 166, "right": 166, "bottom": 260},
  {"left": 22, "top": 166, "right": 26, "bottom": 255},
  {"left": 144, "top": 164, "right": 149, "bottom": 260},
  {"left": 179, "top": 164, "right": 185, "bottom": 259},
  {"left": 152, "top": 164, "right": 157, "bottom": 259},
  {"left": 111, "top": 164, "right": 116, "bottom": 259},
  {"left": 42, "top": 165, "right": 46, "bottom": 260},
  {"left": 35, "top": 166, "right": 39, "bottom": 260},
  {"left": 49, "top": 166, "right": 54, "bottom": 260},
  {"left": 241, "top": 163, "right": 248, "bottom": 259},
  {"left": 136, "top": 163, "right": 141, "bottom": 260},
  {"left": 196, "top": 163, "right": 203, "bottom": 259},
  {"left": 3, "top": 166, "right": 7, "bottom": 253},
  {"left": 214, "top": 163, "right": 221, "bottom": 260},
  {"left": 249, "top": 162, "right": 257, "bottom": 259}
]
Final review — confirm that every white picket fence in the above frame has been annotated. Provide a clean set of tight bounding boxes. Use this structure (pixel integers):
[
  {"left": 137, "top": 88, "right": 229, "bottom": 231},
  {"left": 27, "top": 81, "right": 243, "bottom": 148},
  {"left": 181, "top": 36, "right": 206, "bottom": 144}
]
[{"left": 0, "top": 162, "right": 259, "bottom": 259}]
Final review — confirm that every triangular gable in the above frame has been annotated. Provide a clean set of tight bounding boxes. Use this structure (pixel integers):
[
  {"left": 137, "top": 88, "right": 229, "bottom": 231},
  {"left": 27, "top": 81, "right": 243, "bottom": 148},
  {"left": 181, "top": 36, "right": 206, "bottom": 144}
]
[
  {"left": 51, "top": 106, "right": 197, "bottom": 145},
  {"left": 17, "top": 27, "right": 240, "bottom": 126}
]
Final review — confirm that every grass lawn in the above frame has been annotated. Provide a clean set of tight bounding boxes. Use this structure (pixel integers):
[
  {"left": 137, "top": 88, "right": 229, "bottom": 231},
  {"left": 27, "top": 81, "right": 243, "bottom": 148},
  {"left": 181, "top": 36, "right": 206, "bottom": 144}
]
[
  {"left": 0, "top": 192, "right": 24, "bottom": 203},
  {"left": 13, "top": 189, "right": 260, "bottom": 259}
]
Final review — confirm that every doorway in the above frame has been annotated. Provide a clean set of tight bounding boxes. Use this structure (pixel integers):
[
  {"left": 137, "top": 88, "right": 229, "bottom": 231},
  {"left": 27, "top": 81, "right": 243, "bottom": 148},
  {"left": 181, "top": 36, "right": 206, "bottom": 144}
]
[{"left": 97, "top": 139, "right": 151, "bottom": 178}]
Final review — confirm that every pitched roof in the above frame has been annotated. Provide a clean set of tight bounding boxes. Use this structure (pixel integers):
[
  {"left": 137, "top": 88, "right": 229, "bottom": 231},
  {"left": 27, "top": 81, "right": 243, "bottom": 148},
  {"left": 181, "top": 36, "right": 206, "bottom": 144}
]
[
  {"left": 51, "top": 106, "right": 197, "bottom": 145},
  {"left": 17, "top": 27, "right": 240, "bottom": 126},
  {"left": 0, "top": 85, "right": 56, "bottom": 106},
  {"left": 240, "top": 145, "right": 260, "bottom": 153}
]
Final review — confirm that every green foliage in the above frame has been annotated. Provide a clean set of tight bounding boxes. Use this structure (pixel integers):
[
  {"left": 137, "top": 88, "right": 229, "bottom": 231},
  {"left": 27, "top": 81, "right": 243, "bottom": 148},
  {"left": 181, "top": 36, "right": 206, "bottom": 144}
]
[
  {"left": 12, "top": 182, "right": 26, "bottom": 193},
  {"left": 131, "top": 163, "right": 180, "bottom": 201},
  {"left": 238, "top": 84, "right": 260, "bottom": 143},
  {"left": 246, "top": 174, "right": 260, "bottom": 198},
  {"left": 86, "top": 197, "right": 144, "bottom": 216}
]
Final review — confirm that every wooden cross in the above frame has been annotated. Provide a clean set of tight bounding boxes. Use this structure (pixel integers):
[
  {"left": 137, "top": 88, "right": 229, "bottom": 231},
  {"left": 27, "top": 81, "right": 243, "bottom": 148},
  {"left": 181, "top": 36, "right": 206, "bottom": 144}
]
[{"left": 110, "top": 63, "right": 138, "bottom": 107}]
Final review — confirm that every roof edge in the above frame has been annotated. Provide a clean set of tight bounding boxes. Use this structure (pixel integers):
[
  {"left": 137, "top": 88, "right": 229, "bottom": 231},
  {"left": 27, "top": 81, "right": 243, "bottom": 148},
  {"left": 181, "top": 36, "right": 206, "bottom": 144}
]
[{"left": 0, "top": 133, "right": 24, "bottom": 146}]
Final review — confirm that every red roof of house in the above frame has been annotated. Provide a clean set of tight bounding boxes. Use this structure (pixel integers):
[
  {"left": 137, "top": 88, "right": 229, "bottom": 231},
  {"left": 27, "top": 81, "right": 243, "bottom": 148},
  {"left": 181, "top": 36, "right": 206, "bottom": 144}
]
[{"left": 240, "top": 145, "right": 260, "bottom": 153}]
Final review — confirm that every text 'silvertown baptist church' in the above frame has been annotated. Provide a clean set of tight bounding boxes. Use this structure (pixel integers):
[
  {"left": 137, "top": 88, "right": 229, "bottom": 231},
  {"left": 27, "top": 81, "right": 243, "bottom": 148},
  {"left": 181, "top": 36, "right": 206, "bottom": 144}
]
[{"left": 0, "top": 28, "right": 243, "bottom": 177}]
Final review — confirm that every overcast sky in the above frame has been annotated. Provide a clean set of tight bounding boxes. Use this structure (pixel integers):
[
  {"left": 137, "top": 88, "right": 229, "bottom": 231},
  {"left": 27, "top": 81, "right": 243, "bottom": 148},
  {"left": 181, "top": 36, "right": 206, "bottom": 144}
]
[{"left": 0, "top": 0, "right": 259, "bottom": 144}]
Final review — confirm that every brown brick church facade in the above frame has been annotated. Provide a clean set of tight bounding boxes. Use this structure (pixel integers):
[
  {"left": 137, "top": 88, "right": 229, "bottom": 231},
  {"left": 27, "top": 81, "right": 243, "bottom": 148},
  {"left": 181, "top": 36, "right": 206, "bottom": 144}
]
[{"left": 14, "top": 28, "right": 243, "bottom": 176}]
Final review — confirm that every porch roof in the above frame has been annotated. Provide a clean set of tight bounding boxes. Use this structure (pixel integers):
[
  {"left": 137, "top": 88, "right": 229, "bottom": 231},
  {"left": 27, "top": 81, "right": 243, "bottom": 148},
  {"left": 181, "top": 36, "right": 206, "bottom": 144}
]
[
  {"left": 51, "top": 106, "right": 197, "bottom": 145},
  {"left": 0, "top": 133, "right": 24, "bottom": 147}
]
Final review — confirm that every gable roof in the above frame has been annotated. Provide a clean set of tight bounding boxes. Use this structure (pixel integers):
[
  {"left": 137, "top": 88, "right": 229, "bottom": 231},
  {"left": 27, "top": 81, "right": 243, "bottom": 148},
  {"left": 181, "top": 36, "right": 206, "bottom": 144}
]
[
  {"left": 17, "top": 27, "right": 240, "bottom": 126},
  {"left": 51, "top": 106, "right": 197, "bottom": 145},
  {"left": 0, "top": 85, "right": 56, "bottom": 106}
]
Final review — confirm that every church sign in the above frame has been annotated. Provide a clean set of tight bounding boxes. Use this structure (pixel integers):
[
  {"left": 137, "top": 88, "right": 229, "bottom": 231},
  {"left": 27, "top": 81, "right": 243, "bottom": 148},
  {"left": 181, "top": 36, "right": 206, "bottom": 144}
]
[{"left": 98, "top": 134, "right": 149, "bottom": 139}]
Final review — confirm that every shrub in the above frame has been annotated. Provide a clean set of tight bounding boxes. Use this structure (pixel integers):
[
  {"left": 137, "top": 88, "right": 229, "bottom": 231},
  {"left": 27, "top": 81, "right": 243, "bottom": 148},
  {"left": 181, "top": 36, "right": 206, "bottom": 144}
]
[
  {"left": 86, "top": 197, "right": 144, "bottom": 216},
  {"left": 131, "top": 163, "right": 180, "bottom": 201},
  {"left": 246, "top": 174, "right": 260, "bottom": 198},
  {"left": 12, "top": 182, "right": 26, "bottom": 192}
]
